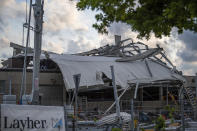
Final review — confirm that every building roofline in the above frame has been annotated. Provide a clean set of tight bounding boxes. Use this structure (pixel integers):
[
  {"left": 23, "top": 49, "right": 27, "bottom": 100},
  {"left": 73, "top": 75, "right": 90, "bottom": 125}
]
[{"left": 0, "top": 68, "right": 60, "bottom": 73}]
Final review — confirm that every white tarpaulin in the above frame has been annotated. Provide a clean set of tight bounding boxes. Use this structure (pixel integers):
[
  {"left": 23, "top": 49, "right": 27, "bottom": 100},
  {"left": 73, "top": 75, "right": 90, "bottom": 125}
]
[
  {"left": 50, "top": 54, "right": 184, "bottom": 90},
  {"left": 1, "top": 104, "right": 65, "bottom": 131},
  {"left": 97, "top": 112, "right": 131, "bottom": 126}
]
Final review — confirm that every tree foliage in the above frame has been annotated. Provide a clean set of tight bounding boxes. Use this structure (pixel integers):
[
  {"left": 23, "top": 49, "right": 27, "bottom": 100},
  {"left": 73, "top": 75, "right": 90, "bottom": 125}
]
[
  {"left": 154, "top": 115, "right": 165, "bottom": 131},
  {"left": 77, "top": 0, "right": 197, "bottom": 39}
]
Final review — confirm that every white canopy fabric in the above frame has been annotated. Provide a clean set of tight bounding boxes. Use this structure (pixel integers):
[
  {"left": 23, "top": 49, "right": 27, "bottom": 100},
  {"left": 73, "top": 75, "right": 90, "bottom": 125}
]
[
  {"left": 49, "top": 54, "right": 184, "bottom": 90},
  {"left": 97, "top": 112, "right": 131, "bottom": 126}
]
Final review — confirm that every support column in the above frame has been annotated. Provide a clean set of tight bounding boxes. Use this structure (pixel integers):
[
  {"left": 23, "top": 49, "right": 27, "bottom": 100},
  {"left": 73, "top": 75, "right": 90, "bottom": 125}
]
[
  {"left": 130, "top": 99, "right": 134, "bottom": 131},
  {"left": 110, "top": 66, "right": 121, "bottom": 125},
  {"left": 195, "top": 73, "right": 197, "bottom": 120},
  {"left": 68, "top": 91, "right": 71, "bottom": 104},
  {"left": 195, "top": 73, "right": 197, "bottom": 104},
  {"left": 73, "top": 74, "right": 81, "bottom": 131},
  {"left": 32, "top": 0, "right": 44, "bottom": 104},
  {"left": 140, "top": 88, "right": 143, "bottom": 101},
  {"left": 166, "top": 85, "right": 168, "bottom": 105},
  {"left": 181, "top": 93, "right": 185, "bottom": 131},
  {"left": 160, "top": 86, "right": 163, "bottom": 101},
  {"left": 63, "top": 86, "right": 66, "bottom": 105}
]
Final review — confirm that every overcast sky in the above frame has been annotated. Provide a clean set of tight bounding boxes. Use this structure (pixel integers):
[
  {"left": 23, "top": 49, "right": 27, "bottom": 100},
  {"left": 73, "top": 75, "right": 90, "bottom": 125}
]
[{"left": 0, "top": 0, "right": 197, "bottom": 75}]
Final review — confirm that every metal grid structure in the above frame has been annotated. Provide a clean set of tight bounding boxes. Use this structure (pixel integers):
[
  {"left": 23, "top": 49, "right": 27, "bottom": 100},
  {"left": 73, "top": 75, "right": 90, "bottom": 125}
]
[{"left": 76, "top": 35, "right": 176, "bottom": 72}]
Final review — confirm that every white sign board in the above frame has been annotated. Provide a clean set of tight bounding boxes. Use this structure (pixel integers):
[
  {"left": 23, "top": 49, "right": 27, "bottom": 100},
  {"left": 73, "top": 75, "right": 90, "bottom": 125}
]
[{"left": 1, "top": 104, "right": 65, "bottom": 131}]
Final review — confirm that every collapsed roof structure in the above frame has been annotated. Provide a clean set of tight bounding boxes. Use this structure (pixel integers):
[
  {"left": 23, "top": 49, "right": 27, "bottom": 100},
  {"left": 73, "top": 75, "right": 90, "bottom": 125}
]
[
  {"left": 4, "top": 35, "right": 197, "bottom": 119},
  {"left": 2, "top": 35, "right": 185, "bottom": 91},
  {"left": 49, "top": 36, "right": 184, "bottom": 91},
  {"left": 2, "top": 36, "right": 185, "bottom": 90},
  {"left": 50, "top": 53, "right": 182, "bottom": 90}
]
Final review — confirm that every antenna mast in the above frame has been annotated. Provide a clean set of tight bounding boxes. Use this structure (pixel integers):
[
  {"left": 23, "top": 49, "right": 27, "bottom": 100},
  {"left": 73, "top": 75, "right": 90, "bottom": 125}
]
[{"left": 32, "top": 0, "right": 44, "bottom": 104}]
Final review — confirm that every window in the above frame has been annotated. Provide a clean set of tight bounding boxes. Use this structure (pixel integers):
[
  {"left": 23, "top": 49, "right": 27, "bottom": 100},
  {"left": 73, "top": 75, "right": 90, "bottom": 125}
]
[
  {"left": 192, "top": 79, "right": 195, "bottom": 83},
  {"left": 0, "top": 80, "right": 6, "bottom": 94}
]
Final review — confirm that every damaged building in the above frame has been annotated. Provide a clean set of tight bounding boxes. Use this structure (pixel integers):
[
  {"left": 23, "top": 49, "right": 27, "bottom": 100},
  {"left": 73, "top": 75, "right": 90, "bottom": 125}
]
[{"left": 0, "top": 36, "right": 193, "bottom": 114}]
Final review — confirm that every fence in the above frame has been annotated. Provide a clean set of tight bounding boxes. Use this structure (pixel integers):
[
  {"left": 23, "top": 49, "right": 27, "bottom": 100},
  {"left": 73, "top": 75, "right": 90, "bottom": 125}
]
[
  {"left": 65, "top": 99, "right": 196, "bottom": 131},
  {"left": 0, "top": 99, "right": 196, "bottom": 131}
]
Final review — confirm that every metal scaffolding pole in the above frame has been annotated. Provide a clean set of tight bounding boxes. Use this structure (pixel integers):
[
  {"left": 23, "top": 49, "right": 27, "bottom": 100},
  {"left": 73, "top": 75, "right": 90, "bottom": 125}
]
[
  {"left": 166, "top": 85, "right": 168, "bottom": 105},
  {"left": 130, "top": 99, "right": 134, "bottom": 131},
  {"left": 110, "top": 66, "right": 121, "bottom": 125},
  {"left": 20, "top": 0, "right": 32, "bottom": 104},
  {"left": 181, "top": 97, "right": 185, "bottom": 131},
  {"left": 32, "top": 0, "right": 44, "bottom": 104},
  {"left": 73, "top": 74, "right": 81, "bottom": 131},
  {"left": 195, "top": 73, "right": 197, "bottom": 120}
]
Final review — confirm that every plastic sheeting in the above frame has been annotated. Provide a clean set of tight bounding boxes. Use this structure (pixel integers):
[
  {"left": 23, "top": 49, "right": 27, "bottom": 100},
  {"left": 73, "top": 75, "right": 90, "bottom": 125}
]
[{"left": 49, "top": 54, "right": 183, "bottom": 90}]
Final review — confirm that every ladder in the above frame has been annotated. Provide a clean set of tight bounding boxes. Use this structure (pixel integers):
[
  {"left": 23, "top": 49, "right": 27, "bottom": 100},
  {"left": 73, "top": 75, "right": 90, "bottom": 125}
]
[{"left": 184, "top": 86, "right": 197, "bottom": 111}]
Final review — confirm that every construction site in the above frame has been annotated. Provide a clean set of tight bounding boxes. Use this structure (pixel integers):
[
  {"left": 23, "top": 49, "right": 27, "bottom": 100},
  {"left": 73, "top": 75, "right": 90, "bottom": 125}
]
[
  {"left": 1, "top": 35, "right": 197, "bottom": 130},
  {"left": 0, "top": 0, "right": 197, "bottom": 131}
]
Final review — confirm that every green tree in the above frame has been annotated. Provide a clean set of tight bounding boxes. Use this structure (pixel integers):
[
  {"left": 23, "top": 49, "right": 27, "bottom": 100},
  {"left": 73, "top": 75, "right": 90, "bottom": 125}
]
[
  {"left": 165, "top": 105, "right": 175, "bottom": 123},
  {"left": 77, "top": 0, "right": 197, "bottom": 39}
]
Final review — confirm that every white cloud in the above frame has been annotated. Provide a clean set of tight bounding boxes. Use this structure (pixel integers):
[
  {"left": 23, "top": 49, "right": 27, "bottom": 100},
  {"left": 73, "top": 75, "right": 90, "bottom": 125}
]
[
  {"left": 66, "top": 36, "right": 96, "bottom": 54},
  {"left": 43, "top": 41, "right": 64, "bottom": 54},
  {"left": 0, "top": 0, "right": 26, "bottom": 61},
  {"left": 0, "top": 0, "right": 26, "bottom": 24},
  {"left": 0, "top": 36, "right": 9, "bottom": 48},
  {"left": 43, "top": 0, "right": 88, "bottom": 33}
]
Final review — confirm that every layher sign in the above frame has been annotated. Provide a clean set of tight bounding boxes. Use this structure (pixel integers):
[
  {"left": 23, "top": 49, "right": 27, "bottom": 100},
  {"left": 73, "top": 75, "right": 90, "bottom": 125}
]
[{"left": 1, "top": 104, "right": 65, "bottom": 131}]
